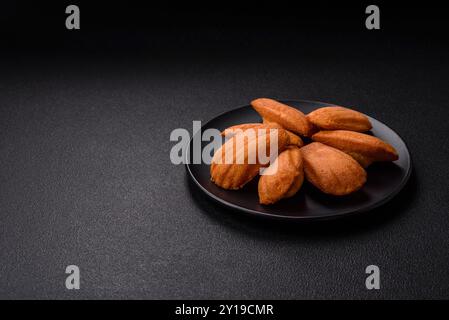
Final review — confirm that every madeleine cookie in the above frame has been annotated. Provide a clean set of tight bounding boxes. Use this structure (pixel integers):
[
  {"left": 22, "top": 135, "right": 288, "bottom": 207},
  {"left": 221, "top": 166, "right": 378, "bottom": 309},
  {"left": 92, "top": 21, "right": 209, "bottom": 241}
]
[
  {"left": 307, "top": 106, "right": 372, "bottom": 132},
  {"left": 258, "top": 147, "right": 304, "bottom": 205},
  {"left": 251, "top": 98, "right": 312, "bottom": 136},
  {"left": 300, "top": 142, "right": 367, "bottom": 195},
  {"left": 211, "top": 127, "right": 290, "bottom": 189},
  {"left": 221, "top": 123, "right": 303, "bottom": 147},
  {"left": 312, "top": 130, "right": 398, "bottom": 167}
]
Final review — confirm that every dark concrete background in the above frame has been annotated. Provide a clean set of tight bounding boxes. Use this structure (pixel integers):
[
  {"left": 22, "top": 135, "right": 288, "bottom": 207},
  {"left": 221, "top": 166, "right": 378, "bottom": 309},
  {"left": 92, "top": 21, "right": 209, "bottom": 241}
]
[{"left": 0, "top": 1, "right": 448, "bottom": 299}]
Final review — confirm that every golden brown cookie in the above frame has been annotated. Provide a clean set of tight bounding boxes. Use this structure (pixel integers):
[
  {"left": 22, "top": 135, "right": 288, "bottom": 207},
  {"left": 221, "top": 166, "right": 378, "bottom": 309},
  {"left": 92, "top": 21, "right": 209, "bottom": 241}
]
[
  {"left": 300, "top": 142, "right": 367, "bottom": 195},
  {"left": 221, "top": 123, "right": 303, "bottom": 147},
  {"left": 251, "top": 98, "right": 312, "bottom": 136},
  {"left": 306, "top": 106, "right": 372, "bottom": 132},
  {"left": 312, "top": 130, "right": 398, "bottom": 167},
  {"left": 211, "top": 127, "right": 289, "bottom": 190},
  {"left": 258, "top": 147, "right": 304, "bottom": 205},
  {"left": 221, "top": 123, "right": 262, "bottom": 137}
]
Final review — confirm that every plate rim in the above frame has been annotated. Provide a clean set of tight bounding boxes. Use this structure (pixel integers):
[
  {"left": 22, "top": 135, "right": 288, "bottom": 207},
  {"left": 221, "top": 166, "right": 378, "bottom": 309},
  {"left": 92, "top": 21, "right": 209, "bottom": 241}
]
[{"left": 185, "top": 99, "right": 412, "bottom": 221}]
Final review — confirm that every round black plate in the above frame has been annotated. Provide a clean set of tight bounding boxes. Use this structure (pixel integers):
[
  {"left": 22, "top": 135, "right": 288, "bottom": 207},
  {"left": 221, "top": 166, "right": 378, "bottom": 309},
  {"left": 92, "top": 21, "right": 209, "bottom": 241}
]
[{"left": 186, "top": 100, "right": 412, "bottom": 221}]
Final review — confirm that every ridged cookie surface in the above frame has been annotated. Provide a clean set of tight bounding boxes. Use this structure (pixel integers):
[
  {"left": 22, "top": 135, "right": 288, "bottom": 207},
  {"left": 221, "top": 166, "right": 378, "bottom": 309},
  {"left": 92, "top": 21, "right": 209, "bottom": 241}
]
[{"left": 211, "top": 127, "right": 289, "bottom": 190}]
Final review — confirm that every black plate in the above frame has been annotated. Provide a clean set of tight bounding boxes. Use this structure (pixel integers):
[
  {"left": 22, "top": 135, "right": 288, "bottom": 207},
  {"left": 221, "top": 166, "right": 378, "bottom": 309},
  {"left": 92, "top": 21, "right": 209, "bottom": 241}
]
[{"left": 186, "top": 100, "right": 411, "bottom": 221}]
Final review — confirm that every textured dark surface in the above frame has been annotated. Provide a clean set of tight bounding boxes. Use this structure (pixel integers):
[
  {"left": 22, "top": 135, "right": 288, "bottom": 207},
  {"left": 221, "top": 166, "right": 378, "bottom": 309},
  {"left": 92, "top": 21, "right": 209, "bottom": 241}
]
[{"left": 0, "top": 22, "right": 449, "bottom": 298}]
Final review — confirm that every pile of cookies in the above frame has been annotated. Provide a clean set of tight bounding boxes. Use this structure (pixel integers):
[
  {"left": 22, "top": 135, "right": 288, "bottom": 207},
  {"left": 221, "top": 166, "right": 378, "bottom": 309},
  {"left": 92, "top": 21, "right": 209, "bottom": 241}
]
[{"left": 210, "top": 98, "right": 398, "bottom": 205}]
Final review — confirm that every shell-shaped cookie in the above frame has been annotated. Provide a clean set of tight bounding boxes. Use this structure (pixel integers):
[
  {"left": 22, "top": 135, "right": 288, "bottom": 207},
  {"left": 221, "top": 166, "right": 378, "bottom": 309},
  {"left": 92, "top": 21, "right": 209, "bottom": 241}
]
[
  {"left": 211, "top": 127, "right": 289, "bottom": 190},
  {"left": 300, "top": 142, "right": 367, "bottom": 195},
  {"left": 258, "top": 147, "right": 304, "bottom": 205},
  {"left": 251, "top": 98, "right": 312, "bottom": 136},
  {"left": 312, "top": 130, "right": 398, "bottom": 167},
  {"left": 222, "top": 123, "right": 303, "bottom": 147},
  {"left": 306, "top": 106, "right": 372, "bottom": 132}
]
